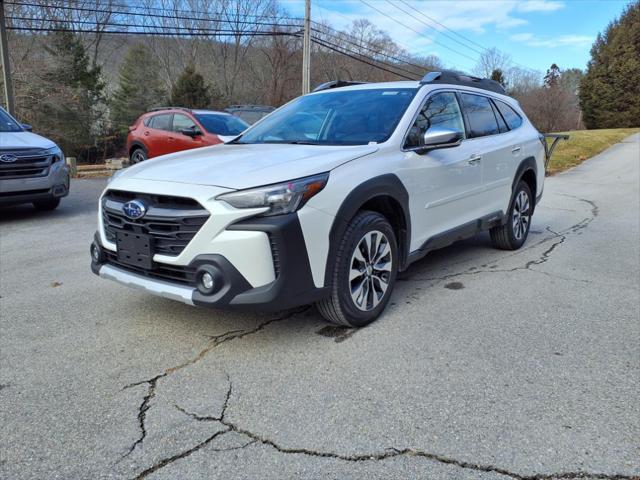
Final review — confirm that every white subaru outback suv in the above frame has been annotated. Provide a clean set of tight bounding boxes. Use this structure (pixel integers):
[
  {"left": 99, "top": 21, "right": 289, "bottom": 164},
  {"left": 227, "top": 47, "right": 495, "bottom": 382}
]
[{"left": 91, "top": 71, "right": 545, "bottom": 327}]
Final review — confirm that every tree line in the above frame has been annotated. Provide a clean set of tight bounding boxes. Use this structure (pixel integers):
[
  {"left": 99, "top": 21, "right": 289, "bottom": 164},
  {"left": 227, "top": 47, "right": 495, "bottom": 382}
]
[{"left": 1, "top": 0, "right": 637, "bottom": 163}]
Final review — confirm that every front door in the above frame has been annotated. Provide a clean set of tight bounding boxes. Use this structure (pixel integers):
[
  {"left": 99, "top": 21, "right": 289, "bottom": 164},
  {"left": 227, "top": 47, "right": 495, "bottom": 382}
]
[
  {"left": 400, "top": 91, "right": 483, "bottom": 250},
  {"left": 172, "top": 114, "right": 207, "bottom": 153}
]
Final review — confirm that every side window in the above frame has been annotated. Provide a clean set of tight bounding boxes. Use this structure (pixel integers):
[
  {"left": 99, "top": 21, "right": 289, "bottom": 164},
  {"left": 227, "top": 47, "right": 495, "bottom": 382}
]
[
  {"left": 494, "top": 100, "right": 523, "bottom": 130},
  {"left": 173, "top": 114, "right": 197, "bottom": 132},
  {"left": 404, "top": 92, "right": 465, "bottom": 149},
  {"left": 491, "top": 101, "right": 509, "bottom": 133},
  {"left": 149, "top": 114, "right": 173, "bottom": 131},
  {"left": 460, "top": 93, "right": 500, "bottom": 138}
]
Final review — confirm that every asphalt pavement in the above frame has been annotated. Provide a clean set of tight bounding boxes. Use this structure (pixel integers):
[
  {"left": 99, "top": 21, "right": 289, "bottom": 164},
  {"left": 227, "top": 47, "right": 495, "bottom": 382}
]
[{"left": 1, "top": 134, "right": 638, "bottom": 480}]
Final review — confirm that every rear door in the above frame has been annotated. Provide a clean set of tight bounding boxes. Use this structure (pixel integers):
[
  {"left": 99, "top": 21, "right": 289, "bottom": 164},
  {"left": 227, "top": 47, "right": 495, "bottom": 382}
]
[
  {"left": 146, "top": 113, "right": 174, "bottom": 157},
  {"left": 458, "top": 92, "right": 515, "bottom": 217}
]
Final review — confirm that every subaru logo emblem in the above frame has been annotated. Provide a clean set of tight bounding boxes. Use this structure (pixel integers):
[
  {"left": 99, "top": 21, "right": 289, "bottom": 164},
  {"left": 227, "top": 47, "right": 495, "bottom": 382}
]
[
  {"left": 0, "top": 154, "right": 18, "bottom": 163},
  {"left": 122, "top": 200, "right": 147, "bottom": 220}
]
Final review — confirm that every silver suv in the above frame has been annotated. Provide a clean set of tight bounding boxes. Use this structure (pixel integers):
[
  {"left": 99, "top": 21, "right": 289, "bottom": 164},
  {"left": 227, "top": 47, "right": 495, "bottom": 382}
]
[{"left": 0, "top": 108, "right": 69, "bottom": 211}]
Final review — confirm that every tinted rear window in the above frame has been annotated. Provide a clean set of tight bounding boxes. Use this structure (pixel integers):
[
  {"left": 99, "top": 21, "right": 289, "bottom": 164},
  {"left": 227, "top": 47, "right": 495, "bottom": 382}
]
[
  {"left": 149, "top": 114, "right": 172, "bottom": 131},
  {"left": 460, "top": 93, "right": 500, "bottom": 138},
  {"left": 494, "top": 100, "right": 523, "bottom": 130}
]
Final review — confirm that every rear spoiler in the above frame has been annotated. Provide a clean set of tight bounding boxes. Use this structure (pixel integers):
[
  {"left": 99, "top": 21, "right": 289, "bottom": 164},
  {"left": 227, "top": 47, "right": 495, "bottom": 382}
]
[{"left": 541, "top": 133, "right": 570, "bottom": 171}]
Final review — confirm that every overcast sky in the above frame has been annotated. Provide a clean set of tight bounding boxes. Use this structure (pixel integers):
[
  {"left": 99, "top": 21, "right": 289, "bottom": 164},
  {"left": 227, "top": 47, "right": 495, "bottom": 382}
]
[{"left": 284, "top": 0, "right": 631, "bottom": 73}]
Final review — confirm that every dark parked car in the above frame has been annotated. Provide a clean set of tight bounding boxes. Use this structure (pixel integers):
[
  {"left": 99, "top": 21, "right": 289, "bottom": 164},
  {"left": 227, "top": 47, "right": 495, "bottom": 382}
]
[{"left": 225, "top": 105, "right": 275, "bottom": 125}]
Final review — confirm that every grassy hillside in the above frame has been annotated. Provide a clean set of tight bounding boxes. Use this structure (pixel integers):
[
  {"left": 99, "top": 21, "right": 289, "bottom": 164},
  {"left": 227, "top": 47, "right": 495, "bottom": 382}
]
[{"left": 547, "top": 128, "right": 639, "bottom": 174}]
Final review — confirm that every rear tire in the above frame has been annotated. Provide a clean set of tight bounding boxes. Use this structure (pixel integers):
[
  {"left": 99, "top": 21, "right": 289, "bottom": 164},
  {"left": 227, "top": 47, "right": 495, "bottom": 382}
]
[
  {"left": 130, "top": 148, "right": 147, "bottom": 164},
  {"left": 316, "top": 210, "right": 398, "bottom": 327},
  {"left": 490, "top": 181, "right": 532, "bottom": 250},
  {"left": 33, "top": 197, "right": 60, "bottom": 211}
]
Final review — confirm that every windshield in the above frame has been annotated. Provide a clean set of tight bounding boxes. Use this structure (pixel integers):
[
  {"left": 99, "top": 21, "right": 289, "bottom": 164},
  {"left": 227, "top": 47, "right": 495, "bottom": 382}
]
[
  {"left": 0, "top": 108, "right": 23, "bottom": 133},
  {"left": 234, "top": 88, "right": 417, "bottom": 146},
  {"left": 194, "top": 114, "right": 248, "bottom": 136}
]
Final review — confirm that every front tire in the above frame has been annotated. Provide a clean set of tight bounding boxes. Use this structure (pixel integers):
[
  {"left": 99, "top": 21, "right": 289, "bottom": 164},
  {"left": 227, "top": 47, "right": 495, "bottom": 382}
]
[
  {"left": 33, "top": 197, "right": 60, "bottom": 211},
  {"left": 316, "top": 211, "right": 398, "bottom": 327},
  {"left": 490, "top": 181, "right": 532, "bottom": 250}
]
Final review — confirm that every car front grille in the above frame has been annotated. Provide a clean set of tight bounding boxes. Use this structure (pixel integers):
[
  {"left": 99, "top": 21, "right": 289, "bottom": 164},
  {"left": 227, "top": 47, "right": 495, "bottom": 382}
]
[
  {"left": 0, "top": 148, "right": 54, "bottom": 179},
  {"left": 101, "top": 189, "right": 210, "bottom": 257}
]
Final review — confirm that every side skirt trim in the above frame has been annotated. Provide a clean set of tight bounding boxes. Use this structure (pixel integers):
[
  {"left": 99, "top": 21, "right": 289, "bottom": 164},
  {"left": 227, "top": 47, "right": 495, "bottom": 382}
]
[{"left": 406, "top": 211, "right": 504, "bottom": 267}]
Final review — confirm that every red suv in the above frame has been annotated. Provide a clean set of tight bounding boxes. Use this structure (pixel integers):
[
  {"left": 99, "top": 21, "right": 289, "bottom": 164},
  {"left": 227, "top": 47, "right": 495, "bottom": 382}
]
[{"left": 127, "top": 107, "right": 249, "bottom": 163}]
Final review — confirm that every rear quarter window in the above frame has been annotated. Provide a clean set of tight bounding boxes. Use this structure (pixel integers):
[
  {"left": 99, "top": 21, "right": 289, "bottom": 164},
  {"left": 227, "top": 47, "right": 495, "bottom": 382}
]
[{"left": 494, "top": 100, "right": 523, "bottom": 130}]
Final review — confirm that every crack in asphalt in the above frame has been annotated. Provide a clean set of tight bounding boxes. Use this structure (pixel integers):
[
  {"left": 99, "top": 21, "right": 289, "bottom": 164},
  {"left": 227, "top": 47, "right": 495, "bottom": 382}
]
[
  {"left": 127, "top": 195, "right": 615, "bottom": 478},
  {"left": 401, "top": 195, "right": 598, "bottom": 285},
  {"left": 132, "top": 377, "right": 636, "bottom": 480},
  {"left": 120, "top": 307, "right": 309, "bottom": 458}
]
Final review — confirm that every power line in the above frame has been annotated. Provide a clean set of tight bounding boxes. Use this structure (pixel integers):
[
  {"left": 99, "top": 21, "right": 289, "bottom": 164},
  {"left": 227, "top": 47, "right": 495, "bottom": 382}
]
[
  {"left": 357, "top": 0, "right": 479, "bottom": 64},
  {"left": 6, "top": 25, "right": 298, "bottom": 37},
  {"left": 393, "top": 0, "right": 488, "bottom": 53},
  {"left": 7, "top": 16, "right": 304, "bottom": 31},
  {"left": 385, "top": 0, "right": 485, "bottom": 56},
  {"left": 391, "top": 0, "right": 538, "bottom": 73},
  {"left": 313, "top": 35, "right": 420, "bottom": 79},
  {"left": 7, "top": 19, "right": 417, "bottom": 81},
  {"left": 312, "top": 27, "right": 425, "bottom": 74},
  {"left": 6, "top": 1, "right": 302, "bottom": 29},
  {"left": 311, "top": 37, "right": 416, "bottom": 80}
]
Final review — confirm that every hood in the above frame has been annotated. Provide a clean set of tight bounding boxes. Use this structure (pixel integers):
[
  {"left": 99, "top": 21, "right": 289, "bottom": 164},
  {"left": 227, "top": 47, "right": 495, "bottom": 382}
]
[
  {"left": 0, "top": 131, "right": 56, "bottom": 150},
  {"left": 120, "top": 143, "right": 378, "bottom": 189}
]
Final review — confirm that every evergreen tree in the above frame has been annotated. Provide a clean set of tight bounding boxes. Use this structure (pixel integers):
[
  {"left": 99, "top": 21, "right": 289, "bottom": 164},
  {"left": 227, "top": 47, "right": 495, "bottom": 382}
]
[
  {"left": 111, "top": 44, "right": 167, "bottom": 134},
  {"left": 490, "top": 68, "right": 506, "bottom": 87},
  {"left": 579, "top": 1, "right": 640, "bottom": 129},
  {"left": 170, "top": 65, "right": 214, "bottom": 108},
  {"left": 31, "top": 28, "right": 106, "bottom": 157}
]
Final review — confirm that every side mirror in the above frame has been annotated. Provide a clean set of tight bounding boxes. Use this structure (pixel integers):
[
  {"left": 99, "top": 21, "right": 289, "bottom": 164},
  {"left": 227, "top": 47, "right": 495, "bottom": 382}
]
[
  {"left": 409, "top": 127, "right": 463, "bottom": 154},
  {"left": 22, "top": 124, "right": 33, "bottom": 132},
  {"left": 180, "top": 127, "right": 201, "bottom": 138},
  {"left": 422, "top": 126, "right": 463, "bottom": 149}
]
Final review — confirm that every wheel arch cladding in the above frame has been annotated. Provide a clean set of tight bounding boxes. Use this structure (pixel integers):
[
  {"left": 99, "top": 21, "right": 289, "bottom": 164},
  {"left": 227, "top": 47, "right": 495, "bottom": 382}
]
[
  {"left": 513, "top": 156, "right": 537, "bottom": 212},
  {"left": 325, "top": 174, "right": 411, "bottom": 286}
]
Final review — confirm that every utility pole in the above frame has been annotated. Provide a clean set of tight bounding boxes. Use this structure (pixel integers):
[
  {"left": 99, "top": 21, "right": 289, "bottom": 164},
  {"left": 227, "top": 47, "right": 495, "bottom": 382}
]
[
  {"left": 302, "top": 0, "right": 311, "bottom": 94},
  {"left": 0, "top": 0, "right": 15, "bottom": 115}
]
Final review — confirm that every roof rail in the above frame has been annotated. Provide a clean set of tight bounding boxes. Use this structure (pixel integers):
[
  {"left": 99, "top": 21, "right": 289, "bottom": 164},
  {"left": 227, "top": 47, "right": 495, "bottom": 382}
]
[
  {"left": 226, "top": 105, "right": 275, "bottom": 111},
  {"left": 312, "top": 80, "right": 367, "bottom": 93},
  {"left": 420, "top": 70, "right": 506, "bottom": 95},
  {"left": 148, "top": 106, "right": 192, "bottom": 112}
]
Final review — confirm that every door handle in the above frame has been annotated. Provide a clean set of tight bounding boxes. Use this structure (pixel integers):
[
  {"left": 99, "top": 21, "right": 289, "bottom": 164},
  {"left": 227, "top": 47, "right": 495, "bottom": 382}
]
[
  {"left": 511, "top": 146, "right": 521, "bottom": 154},
  {"left": 143, "top": 131, "right": 149, "bottom": 136},
  {"left": 468, "top": 155, "right": 482, "bottom": 165}
]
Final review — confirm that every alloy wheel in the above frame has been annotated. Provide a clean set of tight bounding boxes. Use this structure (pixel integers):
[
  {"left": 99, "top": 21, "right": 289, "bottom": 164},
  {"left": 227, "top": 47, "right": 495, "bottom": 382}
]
[
  {"left": 349, "top": 230, "right": 393, "bottom": 311},
  {"left": 512, "top": 190, "right": 531, "bottom": 240}
]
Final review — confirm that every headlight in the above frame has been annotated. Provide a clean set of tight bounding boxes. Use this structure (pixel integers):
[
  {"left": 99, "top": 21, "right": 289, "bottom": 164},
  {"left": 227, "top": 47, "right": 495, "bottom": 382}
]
[
  {"left": 217, "top": 173, "right": 329, "bottom": 217},
  {"left": 44, "top": 146, "right": 64, "bottom": 163}
]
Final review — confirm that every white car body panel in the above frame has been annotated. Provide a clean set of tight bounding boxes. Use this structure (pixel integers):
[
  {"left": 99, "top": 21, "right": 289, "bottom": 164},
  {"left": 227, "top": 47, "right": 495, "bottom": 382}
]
[{"left": 95, "top": 80, "right": 545, "bottom": 308}]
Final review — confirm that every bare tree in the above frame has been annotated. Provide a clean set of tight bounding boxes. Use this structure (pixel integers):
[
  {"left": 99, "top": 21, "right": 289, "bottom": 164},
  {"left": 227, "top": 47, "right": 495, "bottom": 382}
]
[{"left": 473, "top": 47, "right": 512, "bottom": 78}]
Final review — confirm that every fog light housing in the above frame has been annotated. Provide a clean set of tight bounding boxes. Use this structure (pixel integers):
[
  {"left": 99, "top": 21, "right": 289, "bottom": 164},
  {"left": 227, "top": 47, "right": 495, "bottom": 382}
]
[
  {"left": 201, "top": 272, "right": 214, "bottom": 290},
  {"left": 196, "top": 266, "right": 222, "bottom": 295},
  {"left": 90, "top": 243, "right": 103, "bottom": 263}
]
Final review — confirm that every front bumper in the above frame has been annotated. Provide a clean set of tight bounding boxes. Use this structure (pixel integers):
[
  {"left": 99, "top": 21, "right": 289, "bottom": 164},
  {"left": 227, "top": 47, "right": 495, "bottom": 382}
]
[
  {"left": 0, "top": 163, "right": 70, "bottom": 206},
  {"left": 91, "top": 213, "right": 330, "bottom": 311}
]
